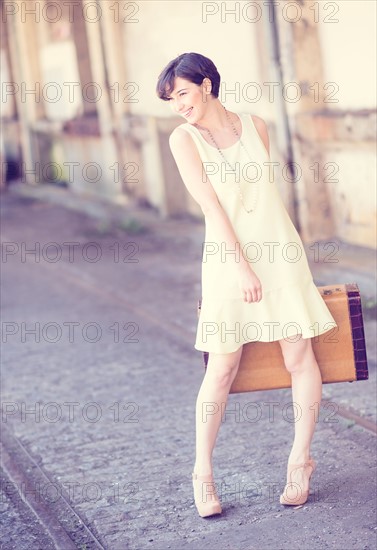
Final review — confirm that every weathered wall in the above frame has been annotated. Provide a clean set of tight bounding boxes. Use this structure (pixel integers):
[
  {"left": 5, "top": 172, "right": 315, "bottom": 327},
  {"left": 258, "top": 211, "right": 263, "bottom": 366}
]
[
  {"left": 1, "top": 0, "right": 376, "bottom": 248},
  {"left": 275, "top": 0, "right": 376, "bottom": 246}
]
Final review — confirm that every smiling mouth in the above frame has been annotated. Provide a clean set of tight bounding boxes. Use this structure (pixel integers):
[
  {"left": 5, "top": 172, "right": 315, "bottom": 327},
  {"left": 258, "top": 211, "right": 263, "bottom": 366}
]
[{"left": 183, "top": 107, "right": 193, "bottom": 118}]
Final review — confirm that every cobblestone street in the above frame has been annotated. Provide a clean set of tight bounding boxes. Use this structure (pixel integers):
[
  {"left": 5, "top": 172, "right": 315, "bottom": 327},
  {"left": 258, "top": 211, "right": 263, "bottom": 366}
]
[{"left": 1, "top": 187, "right": 376, "bottom": 550}]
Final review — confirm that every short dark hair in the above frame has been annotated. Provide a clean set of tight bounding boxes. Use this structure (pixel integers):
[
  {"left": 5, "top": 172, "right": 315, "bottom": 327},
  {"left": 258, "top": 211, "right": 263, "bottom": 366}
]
[{"left": 156, "top": 52, "right": 221, "bottom": 101}]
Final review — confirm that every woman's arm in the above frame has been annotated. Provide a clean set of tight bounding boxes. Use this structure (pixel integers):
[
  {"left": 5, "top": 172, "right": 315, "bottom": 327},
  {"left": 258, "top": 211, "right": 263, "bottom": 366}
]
[{"left": 169, "top": 126, "right": 263, "bottom": 303}]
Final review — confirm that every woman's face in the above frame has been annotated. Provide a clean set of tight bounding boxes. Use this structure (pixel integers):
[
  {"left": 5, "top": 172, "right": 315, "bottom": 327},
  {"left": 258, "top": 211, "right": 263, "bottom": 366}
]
[{"left": 166, "top": 77, "right": 210, "bottom": 124}]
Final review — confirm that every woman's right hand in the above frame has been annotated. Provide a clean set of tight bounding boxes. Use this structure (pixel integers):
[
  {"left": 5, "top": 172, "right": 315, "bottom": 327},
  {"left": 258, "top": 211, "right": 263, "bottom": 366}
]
[{"left": 237, "top": 264, "right": 263, "bottom": 303}]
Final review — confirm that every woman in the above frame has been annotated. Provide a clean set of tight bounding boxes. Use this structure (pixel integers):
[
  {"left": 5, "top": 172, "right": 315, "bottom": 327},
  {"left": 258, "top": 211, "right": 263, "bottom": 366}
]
[{"left": 156, "top": 52, "right": 337, "bottom": 518}]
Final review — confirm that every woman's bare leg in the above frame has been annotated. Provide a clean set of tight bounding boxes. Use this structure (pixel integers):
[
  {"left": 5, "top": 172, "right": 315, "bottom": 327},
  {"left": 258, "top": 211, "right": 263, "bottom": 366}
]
[
  {"left": 194, "top": 345, "right": 243, "bottom": 476},
  {"left": 279, "top": 335, "right": 322, "bottom": 492}
]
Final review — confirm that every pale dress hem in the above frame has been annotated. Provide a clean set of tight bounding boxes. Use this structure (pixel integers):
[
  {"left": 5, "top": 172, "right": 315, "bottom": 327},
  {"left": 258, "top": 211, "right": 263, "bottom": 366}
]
[
  {"left": 194, "top": 322, "right": 336, "bottom": 355},
  {"left": 194, "top": 277, "right": 338, "bottom": 354}
]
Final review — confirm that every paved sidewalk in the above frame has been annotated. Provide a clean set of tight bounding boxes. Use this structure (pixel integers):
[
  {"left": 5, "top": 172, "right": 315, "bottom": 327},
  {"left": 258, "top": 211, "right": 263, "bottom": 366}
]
[
  {"left": 1, "top": 183, "right": 376, "bottom": 549},
  {"left": 7, "top": 181, "right": 377, "bottom": 421}
]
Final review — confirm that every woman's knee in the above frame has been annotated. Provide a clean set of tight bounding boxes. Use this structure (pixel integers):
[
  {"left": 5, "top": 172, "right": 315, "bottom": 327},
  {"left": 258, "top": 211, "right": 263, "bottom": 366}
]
[
  {"left": 279, "top": 336, "right": 315, "bottom": 374},
  {"left": 205, "top": 346, "right": 243, "bottom": 387}
]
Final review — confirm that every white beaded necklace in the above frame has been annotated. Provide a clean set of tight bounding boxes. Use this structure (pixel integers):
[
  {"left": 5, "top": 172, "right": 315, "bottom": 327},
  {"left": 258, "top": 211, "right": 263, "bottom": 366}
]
[{"left": 193, "top": 106, "right": 259, "bottom": 213}]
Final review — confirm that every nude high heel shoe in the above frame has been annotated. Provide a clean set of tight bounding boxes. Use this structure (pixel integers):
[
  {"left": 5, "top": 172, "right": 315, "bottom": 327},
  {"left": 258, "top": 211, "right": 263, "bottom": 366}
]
[
  {"left": 279, "top": 458, "right": 316, "bottom": 506},
  {"left": 192, "top": 472, "right": 222, "bottom": 517}
]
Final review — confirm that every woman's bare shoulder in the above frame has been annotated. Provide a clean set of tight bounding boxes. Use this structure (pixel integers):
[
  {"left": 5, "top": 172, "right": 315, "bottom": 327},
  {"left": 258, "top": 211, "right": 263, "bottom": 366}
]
[
  {"left": 249, "top": 113, "right": 268, "bottom": 130},
  {"left": 169, "top": 123, "right": 195, "bottom": 149}
]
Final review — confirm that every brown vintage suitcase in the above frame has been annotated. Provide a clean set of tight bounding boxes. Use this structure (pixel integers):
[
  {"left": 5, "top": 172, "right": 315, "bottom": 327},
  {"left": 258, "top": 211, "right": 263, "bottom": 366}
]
[{"left": 197, "top": 283, "right": 369, "bottom": 393}]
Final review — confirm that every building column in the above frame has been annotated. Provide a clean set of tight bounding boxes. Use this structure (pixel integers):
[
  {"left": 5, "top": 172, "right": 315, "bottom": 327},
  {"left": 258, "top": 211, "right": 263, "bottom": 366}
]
[
  {"left": 4, "top": 0, "right": 47, "bottom": 184},
  {"left": 98, "top": 0, "right": 144, "bottom": 198},
  {"left": 69, "top": 0, "right": 120, "bottom": 195},
  {"left": 274, "top": 0, "right": 336, "bottom": 242}
]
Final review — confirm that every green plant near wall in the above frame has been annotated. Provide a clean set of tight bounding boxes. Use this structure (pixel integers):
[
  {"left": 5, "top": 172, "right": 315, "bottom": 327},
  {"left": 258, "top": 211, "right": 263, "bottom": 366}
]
[{"left": 117, "top": 218, "right": 147, "bottom": 234}]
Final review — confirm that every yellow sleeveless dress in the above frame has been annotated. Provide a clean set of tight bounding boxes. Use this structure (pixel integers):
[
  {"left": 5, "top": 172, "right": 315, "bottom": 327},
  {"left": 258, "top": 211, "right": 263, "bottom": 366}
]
[{"left": 179, "top": 112, "right": 338, "bottom": 353}]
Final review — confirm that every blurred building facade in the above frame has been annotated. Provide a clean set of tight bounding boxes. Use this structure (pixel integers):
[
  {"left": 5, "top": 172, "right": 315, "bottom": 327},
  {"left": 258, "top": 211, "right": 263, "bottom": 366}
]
[{"left": 1, "top": 0, "right": 376, "bottom": 248}]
